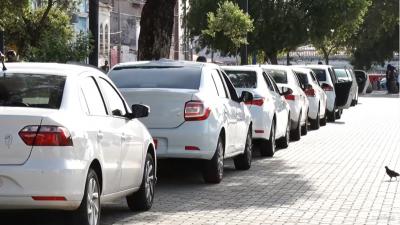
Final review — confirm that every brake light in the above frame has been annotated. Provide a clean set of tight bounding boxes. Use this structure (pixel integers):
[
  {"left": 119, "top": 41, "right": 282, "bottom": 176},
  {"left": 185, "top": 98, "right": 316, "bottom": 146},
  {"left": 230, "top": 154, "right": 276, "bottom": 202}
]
[
  {"left": 19, "top": 125, "right": 73, "bottom": 146},
  {"left": 185, "top": 146, "right": 200, "bottom": 151},
  {"left": 285, "top": 94, "right": 296, "bottom": 101},
  {"left": 32, "top": 196, "right": 67, "bottom": 201},
  {"left": 153, "top": 138, "right": 158, "bottom": 149},
  {"left": 245, "top": 98, "right": 265, "bottom": 106},
  {"left": 184, "top": 101, "right": 211, "bottom": 121},
  {"left": 321, "top": 83, "right": 333, "bottom": 91},
  {"left": 304, "top": 88, "right": 316, "bottom": 97}
]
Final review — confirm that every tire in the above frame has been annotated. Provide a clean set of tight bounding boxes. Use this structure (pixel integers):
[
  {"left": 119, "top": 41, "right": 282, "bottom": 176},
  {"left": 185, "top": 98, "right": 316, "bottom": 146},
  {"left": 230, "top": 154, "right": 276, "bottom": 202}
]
[
  {"left": 203, "top": 137, "right": 224, "bottom": 183},
  {"left": 74, "top": 169, "right": 101, "bottom": 225},
  {"left": 301, "top": 113, "right": 308, "bottom": 135},
  {"left": 234, "top": 128, "right": 252, "bottom": 170},
  {"left": 276, "top": 117, "right": 290, "bottom": 149},
  {"left": 310, "top": 109, "right": 320, "bottom": 130},
  {"left": 351, "top": 99, "right": 356, "bottom": 106},
  {"left": 291, "top": 114, "right": 301, "bottom": 141},
  {"left": 127, "top": 152, "right": 155, "bottom": 211},
  {"left": 260, "top": 121, "right": 276, "bottom": 157},
  {"left": 320, "top": 110, "right": 327, "bottom": 126},
  {"left": 327, "top": 110, "right": 336, "bottom": 122}
]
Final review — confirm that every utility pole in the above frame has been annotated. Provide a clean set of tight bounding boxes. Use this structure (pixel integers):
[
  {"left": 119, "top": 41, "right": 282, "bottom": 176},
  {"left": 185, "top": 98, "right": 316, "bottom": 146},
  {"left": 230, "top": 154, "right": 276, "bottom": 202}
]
[
  {"left": 240, "top": 0, "right": 248, "bottom": 65},
  {"left": 117, "top": 0, "right": 121, "bottom": 63},
  {"left": 89, "top": 0, "right": 99, "bottom": 67}
]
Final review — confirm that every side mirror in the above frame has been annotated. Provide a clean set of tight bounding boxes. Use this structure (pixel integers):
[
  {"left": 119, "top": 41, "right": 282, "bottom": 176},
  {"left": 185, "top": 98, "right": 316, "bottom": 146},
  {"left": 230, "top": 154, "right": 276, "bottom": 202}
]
[
  {"left": 127, "top": 104, "right": 150, "bottom": 119},
  {"left": 239, "top": 91, "right": 253, "bottom": 103},
  {"left": 280, "top": 87, "right": 293, "bottom": 96}
]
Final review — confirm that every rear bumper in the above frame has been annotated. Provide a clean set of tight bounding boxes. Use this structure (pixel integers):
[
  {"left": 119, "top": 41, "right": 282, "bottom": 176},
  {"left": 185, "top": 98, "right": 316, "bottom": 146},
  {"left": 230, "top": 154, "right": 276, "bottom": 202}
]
[
  {"left": 248, "top": 106, "right": 271, "bottom": 141},
  {"left": 307, "top": 97, "right": 319, "bottom": 120},
  {"left": 325, "top": 91, "right": 336, "bottom": 112},
  {"left": 149, "top": 121, "right": 217, "bottom": 160},
  {"left": 0, "top": 156, "right": 87, "bottom": 210}
]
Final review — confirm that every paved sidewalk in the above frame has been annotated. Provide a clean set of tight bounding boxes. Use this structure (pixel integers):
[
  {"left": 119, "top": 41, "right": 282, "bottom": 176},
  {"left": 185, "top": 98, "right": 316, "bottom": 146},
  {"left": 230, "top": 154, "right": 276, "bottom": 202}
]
[{"left": 100, "top": 96, "right": 400, "bottom": 225}]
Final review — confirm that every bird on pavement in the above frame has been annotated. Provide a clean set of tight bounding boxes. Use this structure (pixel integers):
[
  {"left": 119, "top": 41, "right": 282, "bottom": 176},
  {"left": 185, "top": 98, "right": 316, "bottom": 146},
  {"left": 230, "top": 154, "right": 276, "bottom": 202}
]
[{"left": 385, "top": 166, "right": 399, "bottom": 181}]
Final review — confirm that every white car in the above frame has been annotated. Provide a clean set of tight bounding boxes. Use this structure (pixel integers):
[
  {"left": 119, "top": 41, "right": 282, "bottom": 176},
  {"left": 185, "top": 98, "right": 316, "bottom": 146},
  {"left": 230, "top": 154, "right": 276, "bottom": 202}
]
[
  {"left": 108, "top": 60, "right": 253, "bottom": 184},
  {"left": 260, "top": 65, "right": 309, "bottom": 141},
  {"left": 292, "top": 67, "right": 328, "bottom": 129},
  {"left": 222, "top": 66, "right": 291, "bottom": 157},
  {"left": 0, "top": 63, "right": 156, "bottom": 225}
]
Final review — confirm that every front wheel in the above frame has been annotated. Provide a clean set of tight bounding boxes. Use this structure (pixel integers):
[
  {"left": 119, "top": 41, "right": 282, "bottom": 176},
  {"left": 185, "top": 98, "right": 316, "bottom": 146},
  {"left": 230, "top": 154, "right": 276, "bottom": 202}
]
[
  {"left": 234, "top": 128, "right": 252, "bottom": 170},
  {"left": 320, "top": 110, "right": 327, "bottom": 126},
  {"left": 276, "top": 118, "right": 290, "bottom": 149},
  {"left": 74, "top": 169, "right": 101, "bottom": 225},
  {"left": 127, "top": 152, "right": 155, "bottom": 211},
  {"left": 327, "top": 110, "right": 336, "bottom": 122},
  {"left": 203, "top": 138, "right": 224, "bottom": 183},
  {"left": 310, "top": 109, "right": 320, "bottom": 130},
  {"left": 291, "top": 114, "right": 301, "bottom": 141}
]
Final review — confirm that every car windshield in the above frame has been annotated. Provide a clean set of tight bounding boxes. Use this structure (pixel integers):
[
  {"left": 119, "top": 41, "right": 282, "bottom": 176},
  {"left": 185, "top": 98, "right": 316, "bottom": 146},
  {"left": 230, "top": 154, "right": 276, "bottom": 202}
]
[
  {"left": 109, "top": 66, "right": 201, "bottom": 89},
  {"left": 311, "top": 69, "right": 327, "bottom": 81},
  {"left": 0, "top": 73, "right": 66, "bottom": 109},
  {"left": 265, "top": 69, "right": 288, "bottom": 84},
  {"left": 334, "top": 69, "right": 349, "bottom": 78},
  {"left": 296, "top": 72, "right": 309, "bottom": 85},
  {"left": 224, "top": 70, "right": 257, "bottom": 88}
]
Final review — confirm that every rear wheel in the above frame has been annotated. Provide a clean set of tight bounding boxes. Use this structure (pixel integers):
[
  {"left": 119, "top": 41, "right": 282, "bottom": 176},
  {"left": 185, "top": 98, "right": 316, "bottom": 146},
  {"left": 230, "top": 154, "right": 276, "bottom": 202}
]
[
  {"left": 327, "top": 109, "right": 336, "bottom": 122},
  {"left": 291, "top": 113, "right": 301, "bottom": 141},
  {"left": 74, "top": 169, "right": 101, "bottom": 225},
  {"left": 301, "top": 112, "right": 308, "bottom": 135},
  {"left": 203, "top": 137, "right": 224, "bottom": 183},
  {"left": 310, "top": 109, "right": 320, "bottom": 130},
  {"left": 320, "top": 110, "right": 327, "bottom": 126},
  {"left": 127, "top": 152, "right": 155, "bottom": 211},
  {"left": 260, "top": 121, "right": 276, "bottom": 157},
  {"left": 276, "top": 118, "right": 290, "bottom": 149},
  {"left": 335, "top": 109, "right": 342, "bottom": 119},
  {"left": 234, "top": 128, "right": 252, "bottom": 170}
]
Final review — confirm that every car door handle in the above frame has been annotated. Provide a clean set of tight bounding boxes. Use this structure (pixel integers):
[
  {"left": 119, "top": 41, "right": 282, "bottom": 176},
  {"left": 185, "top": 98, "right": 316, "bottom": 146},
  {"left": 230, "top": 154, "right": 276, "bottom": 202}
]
[{"left": 97, "top": 131, "right": 104, "bottom": 140}]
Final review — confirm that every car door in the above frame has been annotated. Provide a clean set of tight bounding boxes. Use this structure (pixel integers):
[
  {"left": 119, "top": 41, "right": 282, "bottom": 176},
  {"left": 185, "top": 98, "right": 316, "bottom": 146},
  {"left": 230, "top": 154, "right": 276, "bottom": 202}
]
[
  {"left": 262, "top": 72, "right": 283, "bottom": 136},
  {"left": 97, "top": 77, "right": 144, "bottom": 190},
  {"left": 220, "top": 70, "right": 247, "bottom": 152},
  {"left": 292, "top": 71, "right": 308, "bottom": 122},
  {"left": 80, "top": 76, "right": 122, "bottom": 195},
  {"left": 210, "top": 69, "right": 236, "bottom": 155},
  {"left": 310, "top": 71, "right": 326, "bottom": 113}
]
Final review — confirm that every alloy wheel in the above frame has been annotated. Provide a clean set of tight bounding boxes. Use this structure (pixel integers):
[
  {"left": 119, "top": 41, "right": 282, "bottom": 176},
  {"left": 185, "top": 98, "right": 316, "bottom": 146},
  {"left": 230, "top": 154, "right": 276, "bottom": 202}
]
[{"left": 87, "top": 177, "right": 100, "bottom": 225}]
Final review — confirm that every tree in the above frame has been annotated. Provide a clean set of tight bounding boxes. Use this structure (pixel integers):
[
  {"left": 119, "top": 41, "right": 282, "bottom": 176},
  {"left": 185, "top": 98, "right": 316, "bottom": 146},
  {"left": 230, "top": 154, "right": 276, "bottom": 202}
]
[
  {"left": 2, "top": 0, "right": 90, "bottom": 62},
  {"left": 350, "top": 0, "right": 399, "bottom": 69},
  {"left": 202, "top": 1, "right": 254, "bottom": 62},
  {"left": 306, "top": 0, "right": 372, "bottom": 64},
  {"left": 137, "top": 0, "right": 178, "bottom": 60}
]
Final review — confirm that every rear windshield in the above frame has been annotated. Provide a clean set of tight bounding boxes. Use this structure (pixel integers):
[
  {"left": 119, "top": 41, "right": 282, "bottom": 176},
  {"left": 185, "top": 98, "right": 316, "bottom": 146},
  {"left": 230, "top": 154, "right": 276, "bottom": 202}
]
[
  {"left": 109, "top": 66, "right": 201, "bottom": 89},
  {"left": 311, "top": 69, "right": 327, "bottom": 81},
  {"left": 0, "top": 73, "right": 65, "bottom": 109},
  {"left": 295, "top": 72, "right": 309, "bottom": 85},
  {"left": 224, "top": 70, "right": 257, "bottom": 88},
  {"left": 265, "top": 69, "right": 288, "bottom": 84},
  {"left": 334, "top": 69, "right": 349, "bottom": 78}
]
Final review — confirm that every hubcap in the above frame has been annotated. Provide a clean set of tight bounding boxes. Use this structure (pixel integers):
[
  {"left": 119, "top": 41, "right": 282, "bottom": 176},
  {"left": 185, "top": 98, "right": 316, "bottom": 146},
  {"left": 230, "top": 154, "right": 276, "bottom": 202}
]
[
  {"left": 286, "top": 121, "right": 290, "bottom": 143},
  {"left": 145, "top": 160, "right": 155, "bottom": 203},
  {"left": 87, "top": 178, "right": 99, "bottom": 225},
  {"left": 217, "top": 143, "right": 224, "bottom": 178},
  {"left": 271, "top": 124, "right": 276, "bottom": 152},
  {"left": 246, "top": 132, "right": 252, "bottom": 163}
]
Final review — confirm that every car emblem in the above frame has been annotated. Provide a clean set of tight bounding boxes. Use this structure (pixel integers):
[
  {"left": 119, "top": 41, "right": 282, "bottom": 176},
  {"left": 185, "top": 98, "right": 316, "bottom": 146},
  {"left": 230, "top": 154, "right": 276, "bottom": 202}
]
[{"left": 4, "top": 134, "right": 13, "bottom": 149}]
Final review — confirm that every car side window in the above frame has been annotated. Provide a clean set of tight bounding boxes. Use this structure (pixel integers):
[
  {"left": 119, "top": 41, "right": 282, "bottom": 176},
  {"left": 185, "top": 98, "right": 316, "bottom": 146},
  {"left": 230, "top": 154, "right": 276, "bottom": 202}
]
[
  {"left": 292, "top": 70, "right": 302, "bottom": 88},
  {"left": 81, "top": 77, "right": 107, "bottom": 116},
  {"left": 310, "top": 71, "right": 320, "bottom": 85},
  {"left": 211, "top": 69, "right": 228, "bottom": 98},
  {"left": 268, "top": 74, "right": 281, "bottom": 94},
  {"left": 220, "top": 71, "right": 240, "bottom": 102},
  {"left": 204, "top": 72, "right": 219, "bottom": 97},
  {"left": 262, "top": 72, "right": 275, "bottom": 92},
  {"left": 328, "top": 68, "right": 337, "bottom": 84},
  {"left": 98, "top": 78, "right": 127, "bottom": 117}
]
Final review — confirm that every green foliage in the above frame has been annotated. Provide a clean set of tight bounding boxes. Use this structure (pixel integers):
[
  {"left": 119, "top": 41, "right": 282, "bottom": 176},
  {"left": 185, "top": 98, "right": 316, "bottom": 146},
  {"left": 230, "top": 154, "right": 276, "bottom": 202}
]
[
  {"left": 2, "top": 0, "right": 91, "bottom": 62},
  {"left": 202, "top": 1, "right": 254, "bottom": 55},
  {"left": 350, "top": 0, "right": 399, "bottom": 69},
  {"left": 306, "top": 0, "right": 372, "bottom": 64}
]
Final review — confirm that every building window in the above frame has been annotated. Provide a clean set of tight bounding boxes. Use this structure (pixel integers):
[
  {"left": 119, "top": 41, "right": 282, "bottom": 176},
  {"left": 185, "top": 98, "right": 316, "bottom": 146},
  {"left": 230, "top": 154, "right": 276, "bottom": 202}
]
[{"left": 100, "top": 24, "right": 104, "bottom": 56}]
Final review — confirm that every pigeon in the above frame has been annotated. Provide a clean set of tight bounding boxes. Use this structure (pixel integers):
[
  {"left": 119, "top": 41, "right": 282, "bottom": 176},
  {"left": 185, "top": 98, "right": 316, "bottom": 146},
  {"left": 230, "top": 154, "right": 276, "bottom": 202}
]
[{"left": 385, "top": 166, "right": 399, "bottom": 181}]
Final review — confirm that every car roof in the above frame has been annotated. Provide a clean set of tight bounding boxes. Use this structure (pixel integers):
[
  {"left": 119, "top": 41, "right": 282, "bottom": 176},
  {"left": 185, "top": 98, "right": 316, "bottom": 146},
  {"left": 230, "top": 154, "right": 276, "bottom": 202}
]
[
  {"left": 300, "top": 64, "right": 332, "bottom": 69},
  {"left": 259, "top": 64, "right": 293, "bottom": 71},
  {"left": 112, "top": 59, "right": 215, "bottom": 70},
  {"left": 292, "top": 67, "right": 313, "bottom": 74},
  {"left": 221, "top": 65, "right": 263, "bottom": 73},
  {"left": 1, "top": 62, "right": 103, "bottom": 76}
]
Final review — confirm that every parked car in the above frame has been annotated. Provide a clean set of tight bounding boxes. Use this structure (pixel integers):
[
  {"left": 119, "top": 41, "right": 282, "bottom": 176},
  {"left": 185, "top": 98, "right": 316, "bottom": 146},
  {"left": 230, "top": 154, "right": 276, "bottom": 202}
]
[
  {"left": 108, "top": 60, "right": 253, "bottom": 184},
  {"left": 222, "top": 66, "right": 291, "bottom": 157},
  {"left": 259, "top": 65, "right": 309, "bottom": 140},
  {"left": 303, "top": 65, "right": 352, "bottom": 122},
  {"left": 333, "top": 68, "right": 358, "bottom": 107},
  {"left": 0, "top": 63, "right": 156, "bottom": 225},
  {"left": 354, "top": 70, "right": 370, "bottom": 94},
  {"left": 292, "top": 67, "right": 328, "bottom": 129}
]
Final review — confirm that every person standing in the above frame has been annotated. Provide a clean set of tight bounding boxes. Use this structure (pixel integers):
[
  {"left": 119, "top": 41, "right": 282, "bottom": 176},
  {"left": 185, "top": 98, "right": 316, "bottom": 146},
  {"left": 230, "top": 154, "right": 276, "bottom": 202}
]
[{"left": 100, "top": 60, "right": 110, "bottom": 73}]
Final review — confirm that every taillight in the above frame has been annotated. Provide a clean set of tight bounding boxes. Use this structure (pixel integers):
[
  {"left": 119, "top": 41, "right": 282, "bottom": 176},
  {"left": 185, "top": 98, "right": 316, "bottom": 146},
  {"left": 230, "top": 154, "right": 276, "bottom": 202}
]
[
  {"left": 245, "top": 98, "right": 265, "bottom": 106},
  {"left": 321, "top": 83, "right": 333, "bottom": 91},
  {"left": 19, "top": 125, "right": 73, "bottom": 146},
  {"left": 304, "top": 88, "right": 316, "bottom": 97},
  {"left": 184, "top": 101, "right": 211, "bottom": 121},
  {"left": 285, "top": 94, "right": 296, "bottom": 101}
]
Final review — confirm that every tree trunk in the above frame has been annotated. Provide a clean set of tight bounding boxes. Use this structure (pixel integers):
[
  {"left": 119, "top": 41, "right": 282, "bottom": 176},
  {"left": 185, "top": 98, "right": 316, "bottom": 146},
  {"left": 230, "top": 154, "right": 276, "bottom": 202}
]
[
  {"left": 138, "top": 0, "right": 177, "bottom": 60},
  {"left": 286, "top": 52, "right": 290, "bottom": 65},
  {"left": 267, "top": 52, "right": 278, "bottom": 65},
  {"left": 321, "top": 47, "right": 329, "bottom": 65}
]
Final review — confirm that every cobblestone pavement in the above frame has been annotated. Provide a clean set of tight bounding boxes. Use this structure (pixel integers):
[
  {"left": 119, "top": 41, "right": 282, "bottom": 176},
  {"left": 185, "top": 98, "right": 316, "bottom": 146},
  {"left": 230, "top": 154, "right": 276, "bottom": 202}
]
[{"left": 1, "top": 95, "right": 399, "bottom": 225}]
